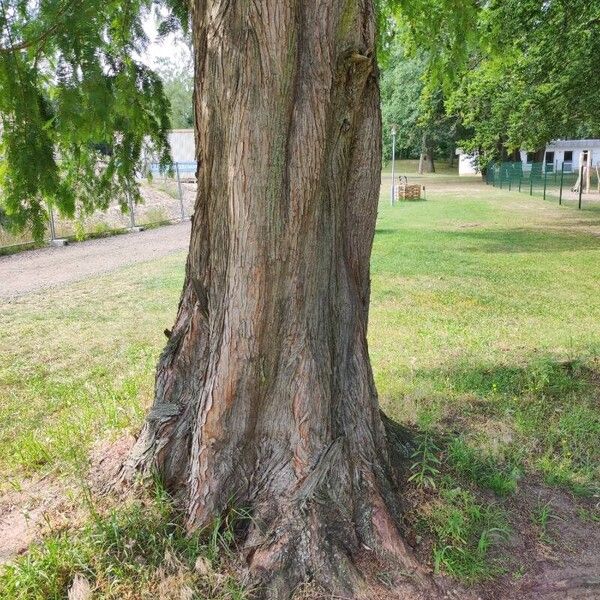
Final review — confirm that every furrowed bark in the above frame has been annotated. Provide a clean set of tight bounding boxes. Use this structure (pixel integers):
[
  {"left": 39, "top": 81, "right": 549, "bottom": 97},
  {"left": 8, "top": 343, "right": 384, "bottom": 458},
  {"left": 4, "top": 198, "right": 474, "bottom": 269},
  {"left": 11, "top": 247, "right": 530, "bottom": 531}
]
[{"left": 124, "top": 1, "right": 429, "bottom": 597}]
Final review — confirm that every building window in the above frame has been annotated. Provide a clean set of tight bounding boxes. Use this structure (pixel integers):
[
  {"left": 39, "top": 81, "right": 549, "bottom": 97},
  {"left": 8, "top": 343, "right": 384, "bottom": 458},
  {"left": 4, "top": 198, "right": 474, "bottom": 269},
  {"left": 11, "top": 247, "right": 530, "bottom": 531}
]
[
  {"left": 545, "top": 151, "right": 554, "bottom": 164},
  {"left": 564, "top": 151, "right": 573, "bottom": 162}
]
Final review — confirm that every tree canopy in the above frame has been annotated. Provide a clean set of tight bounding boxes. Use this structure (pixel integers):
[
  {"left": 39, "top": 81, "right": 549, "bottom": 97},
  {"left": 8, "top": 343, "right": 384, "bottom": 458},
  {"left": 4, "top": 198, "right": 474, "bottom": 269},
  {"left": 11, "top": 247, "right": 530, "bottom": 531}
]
[
  {"left": 380, "top": 41, "right": 461, "bottom": 165},
  {"left": 1, "top": 0, "right": 599, "bottom": 237},
  {"left": 155, "top": 52, "right": 193, "bottom": 129},
  {"left": 390, "top": 0, "right": 600, "bottom": 167},
  {"left": 448, "top": 0, "right": 600, "bottom": 166}
]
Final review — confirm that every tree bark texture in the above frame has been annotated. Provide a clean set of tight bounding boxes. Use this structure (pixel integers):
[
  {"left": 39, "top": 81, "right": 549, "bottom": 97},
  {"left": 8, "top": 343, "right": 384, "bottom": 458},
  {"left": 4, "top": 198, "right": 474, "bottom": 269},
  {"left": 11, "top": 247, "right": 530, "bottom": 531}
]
[
  {"left": 418, "top": 133, "right": 435, "bottom": 174},
  {"left": 124, "top": 1, "right": 426, "bottom": 597}
]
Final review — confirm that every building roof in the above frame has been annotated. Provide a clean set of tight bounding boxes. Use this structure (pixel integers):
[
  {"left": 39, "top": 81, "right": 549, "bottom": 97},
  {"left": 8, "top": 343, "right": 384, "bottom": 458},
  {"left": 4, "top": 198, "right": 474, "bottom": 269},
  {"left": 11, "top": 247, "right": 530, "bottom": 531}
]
[{"left": 547, "top": 139, "right": 600, "bottom": 149}]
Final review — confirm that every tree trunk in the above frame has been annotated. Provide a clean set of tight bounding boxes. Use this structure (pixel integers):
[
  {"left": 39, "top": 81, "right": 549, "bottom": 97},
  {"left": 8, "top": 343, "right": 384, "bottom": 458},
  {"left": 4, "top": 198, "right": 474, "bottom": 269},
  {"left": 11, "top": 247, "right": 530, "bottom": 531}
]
[
  {"left": 123, "top": 1, "right": 427, "bottom": 597},
  {"left": 418, "top": 133, "right": 435, "bottom": 174}
]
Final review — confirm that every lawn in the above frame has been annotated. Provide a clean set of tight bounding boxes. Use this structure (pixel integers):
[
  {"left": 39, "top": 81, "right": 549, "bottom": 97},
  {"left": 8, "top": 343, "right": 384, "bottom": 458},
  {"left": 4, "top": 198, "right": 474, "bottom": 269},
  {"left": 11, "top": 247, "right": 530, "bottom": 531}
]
[
  {"left": 1, "top": 171, "right": 599, "bottom": 597},
  {"left": 373, "top": 176, "right": 600, "bottom": 494}
]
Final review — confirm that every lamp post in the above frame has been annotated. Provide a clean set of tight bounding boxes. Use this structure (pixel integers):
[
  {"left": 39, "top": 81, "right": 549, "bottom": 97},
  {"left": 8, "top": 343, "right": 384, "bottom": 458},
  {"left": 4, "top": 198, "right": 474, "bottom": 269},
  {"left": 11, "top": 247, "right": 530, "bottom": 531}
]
[{"left": 390, "top": 124, "right": 397, "bottom": 206}]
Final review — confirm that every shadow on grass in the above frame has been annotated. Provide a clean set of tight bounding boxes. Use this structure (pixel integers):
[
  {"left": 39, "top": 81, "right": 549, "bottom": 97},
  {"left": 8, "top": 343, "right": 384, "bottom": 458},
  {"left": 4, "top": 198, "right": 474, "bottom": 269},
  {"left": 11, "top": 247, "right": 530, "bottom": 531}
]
[
  {"left": 386, "top": 354, "right": 600, "bottom": 496},
  {"left": 417, "top": 356, "right": 589, "bottom": 400},
  {"left": 437, "top": 227, "right": 600, "bottom": 254}
]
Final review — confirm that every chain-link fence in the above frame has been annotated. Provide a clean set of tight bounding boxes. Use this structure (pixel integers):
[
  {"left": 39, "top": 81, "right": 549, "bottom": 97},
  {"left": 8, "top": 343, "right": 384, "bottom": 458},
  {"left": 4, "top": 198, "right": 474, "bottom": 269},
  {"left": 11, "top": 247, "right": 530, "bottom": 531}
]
[
  {"left": 0, "top": 162, "right": 198, "bottom": 255},
  {"left": 486, "top": 162, "right": 600, "bottom": 210},
  {"left": 1, "top": 128, "right": 199, "bottom": 254}
]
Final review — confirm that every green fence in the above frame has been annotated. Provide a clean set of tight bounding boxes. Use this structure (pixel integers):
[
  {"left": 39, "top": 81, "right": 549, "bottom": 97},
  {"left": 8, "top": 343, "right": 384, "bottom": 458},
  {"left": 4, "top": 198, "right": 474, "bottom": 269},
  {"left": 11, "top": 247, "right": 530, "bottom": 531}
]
[{"left": 486, "top": 161, "right": 599, "bottom": 210}]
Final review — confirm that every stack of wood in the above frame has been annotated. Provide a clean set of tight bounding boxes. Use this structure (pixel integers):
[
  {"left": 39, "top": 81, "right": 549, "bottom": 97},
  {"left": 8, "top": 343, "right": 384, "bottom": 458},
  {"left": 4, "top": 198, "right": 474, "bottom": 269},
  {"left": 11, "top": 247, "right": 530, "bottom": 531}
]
[{"left": 394, "top": 183, "right": 422, "bottom": 201}]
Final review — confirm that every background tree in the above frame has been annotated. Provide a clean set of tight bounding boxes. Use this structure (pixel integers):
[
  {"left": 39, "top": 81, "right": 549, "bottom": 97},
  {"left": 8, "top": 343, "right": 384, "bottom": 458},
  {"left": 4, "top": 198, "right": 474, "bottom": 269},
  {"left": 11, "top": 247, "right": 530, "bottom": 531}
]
[
  {"left": 444, "top": 0, "right": 600, "bottom": 167},
  {"left": 155, "top": 51, "right": 193, "bottom": 129},
  {"left": 380, "top": 33, "right": 461, "bottom": 172},
  {"left": 385, "top": 0, "right": 600, "bottom": 170}
]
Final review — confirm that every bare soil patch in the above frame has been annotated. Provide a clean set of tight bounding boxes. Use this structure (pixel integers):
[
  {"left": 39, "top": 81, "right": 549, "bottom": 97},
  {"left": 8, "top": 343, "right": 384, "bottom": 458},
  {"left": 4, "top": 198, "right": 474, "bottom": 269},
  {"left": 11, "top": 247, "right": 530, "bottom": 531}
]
[
  {"left": 486, "top": 482, "right": 600, "bottom": 599},
  {"left": 0, "top": 476, "right": 65, "bottom": 564},
  {"left": 0, "top": 435, "right": 136, "bottom": 566}
]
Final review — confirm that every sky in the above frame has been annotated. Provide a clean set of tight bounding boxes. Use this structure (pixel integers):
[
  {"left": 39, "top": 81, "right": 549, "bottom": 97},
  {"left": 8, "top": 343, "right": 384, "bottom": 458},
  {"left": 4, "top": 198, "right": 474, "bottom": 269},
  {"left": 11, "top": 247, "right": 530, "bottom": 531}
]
[{"left": 141, "top": 11, "right": 192, "bottom": 70}]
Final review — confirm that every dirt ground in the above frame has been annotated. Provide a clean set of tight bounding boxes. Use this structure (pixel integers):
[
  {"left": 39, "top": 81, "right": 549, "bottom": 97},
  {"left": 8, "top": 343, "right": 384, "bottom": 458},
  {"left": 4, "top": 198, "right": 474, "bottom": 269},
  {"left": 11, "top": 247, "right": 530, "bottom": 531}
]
[
  {"left": 458, "top": 482, "right": 599, "bottom": 599},
  {"left": 0, "top": 221, "right": 191, "bottom": 300},
  {"left": 1, "top": 439, "right": 597, "bottom": 599}
]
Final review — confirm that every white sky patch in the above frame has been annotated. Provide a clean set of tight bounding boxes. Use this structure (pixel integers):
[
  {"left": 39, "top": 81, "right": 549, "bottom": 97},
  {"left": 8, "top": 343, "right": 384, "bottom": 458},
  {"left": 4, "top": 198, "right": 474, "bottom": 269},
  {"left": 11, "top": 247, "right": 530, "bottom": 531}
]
[{"left": 141, "top": 12, "right": 192, "bottom": 71}]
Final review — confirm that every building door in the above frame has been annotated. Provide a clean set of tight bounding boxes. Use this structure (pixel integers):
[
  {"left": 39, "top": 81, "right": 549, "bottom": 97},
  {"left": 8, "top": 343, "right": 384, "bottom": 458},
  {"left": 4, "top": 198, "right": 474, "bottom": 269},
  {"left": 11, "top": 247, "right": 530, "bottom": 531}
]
[{"left": 582, "top": 150, "right": 589, "bottom": 165}]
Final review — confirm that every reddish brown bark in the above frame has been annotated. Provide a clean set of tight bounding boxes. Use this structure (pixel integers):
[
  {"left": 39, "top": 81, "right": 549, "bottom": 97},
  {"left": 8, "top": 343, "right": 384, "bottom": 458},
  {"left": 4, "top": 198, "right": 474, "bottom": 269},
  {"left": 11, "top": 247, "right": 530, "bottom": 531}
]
[{"left": 124, "top": 1, "right": 428, "bottom": 597}]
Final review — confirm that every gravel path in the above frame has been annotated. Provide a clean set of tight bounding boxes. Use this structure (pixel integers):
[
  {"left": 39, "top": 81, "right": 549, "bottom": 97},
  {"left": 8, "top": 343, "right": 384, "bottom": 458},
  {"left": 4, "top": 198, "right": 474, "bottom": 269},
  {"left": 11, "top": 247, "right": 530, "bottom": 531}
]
[{"left": 0, "top": 221, "right": 191, "bottom": 300}]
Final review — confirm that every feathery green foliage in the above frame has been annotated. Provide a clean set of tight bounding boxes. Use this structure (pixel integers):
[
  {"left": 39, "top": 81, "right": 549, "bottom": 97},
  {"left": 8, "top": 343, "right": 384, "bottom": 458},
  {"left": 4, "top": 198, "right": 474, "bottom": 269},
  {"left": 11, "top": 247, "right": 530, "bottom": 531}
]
[{"left": 0, "top": 0, "right": 188, "bottom": 239}]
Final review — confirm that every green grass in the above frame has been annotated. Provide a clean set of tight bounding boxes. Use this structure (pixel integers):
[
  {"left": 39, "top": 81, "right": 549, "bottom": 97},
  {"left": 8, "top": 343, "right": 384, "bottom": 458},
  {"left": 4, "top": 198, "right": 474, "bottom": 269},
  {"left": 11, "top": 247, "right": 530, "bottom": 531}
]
[
  {"left": 446, "top": 437, "right": 522, "bottom": 496},
  {"left": 0, "top": 481, "right": 247, "bottom": 599},
  {"left": 1, "top": 172, "right": 600, "bottom": 589},
  {"left": 371, "top": 183, "right": 600, "bottom": 497},
  {"left": 423, "top": 477, "right": 509, "bottom": 581},
  {"left": 0, "top": 255, "right": 185, "bottom": 487},
  {"left": 531, "top": 501, "right": 559, "bottom": 545}
]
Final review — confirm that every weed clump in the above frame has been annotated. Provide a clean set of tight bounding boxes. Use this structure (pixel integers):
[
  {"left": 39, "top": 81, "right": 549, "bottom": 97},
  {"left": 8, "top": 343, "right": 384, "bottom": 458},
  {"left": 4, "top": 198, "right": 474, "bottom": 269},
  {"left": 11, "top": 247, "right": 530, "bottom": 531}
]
[{"left": 0, "top": 482, "right": 247, "bottom": 600}]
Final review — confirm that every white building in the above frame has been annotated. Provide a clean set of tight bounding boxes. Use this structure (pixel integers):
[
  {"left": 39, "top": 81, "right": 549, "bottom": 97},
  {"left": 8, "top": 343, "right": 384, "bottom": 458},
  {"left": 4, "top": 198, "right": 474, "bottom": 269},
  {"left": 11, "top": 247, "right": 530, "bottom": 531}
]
[
  {"left": 143, "top": 128, "right": 196, "bottom": 176},
  {"left": 457, "top": 139, "right": 600, "bottom": 176},
  {"left": 167, "top": 129, "right": 195, "bottom": 163},
  {"left": 456, "top": 149, "right": 480, "bottom": 176},
  {"left": 520, "top": 139, "right": 600, "bottom": 172}
]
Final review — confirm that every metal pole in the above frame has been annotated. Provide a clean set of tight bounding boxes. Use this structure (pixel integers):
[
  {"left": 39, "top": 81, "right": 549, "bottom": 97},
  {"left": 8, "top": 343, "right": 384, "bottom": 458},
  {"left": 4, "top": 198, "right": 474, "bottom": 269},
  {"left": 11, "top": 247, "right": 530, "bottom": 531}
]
[
  {"left": 175, "top": 162, "right": 185, "bottom": 221},
  {"left": 559, "top": 162, "right": 564, "bottom": 205},
  {"left": 390, "top": 130, "right": 396, "bottom": 206},
  {"left": 578, "top": 164, "right": 584, "bottom": 209},
  {"left": 508, "top": 165, "right": 512, "bottom": 191},
  {"left": 128, "top": 192, "right": 136, "bottom": 228},
  {"left": 518, "top": 175, "right": 522, "bottom": 192},
  {"left": 529, "top": 168, "right": 533, "bottom": 196},
  {"left": 48, "top": 203, "right": 56, "bottom": 241},
  {"left": 543, "top": 166, "right": 547, "bottom": 200}
]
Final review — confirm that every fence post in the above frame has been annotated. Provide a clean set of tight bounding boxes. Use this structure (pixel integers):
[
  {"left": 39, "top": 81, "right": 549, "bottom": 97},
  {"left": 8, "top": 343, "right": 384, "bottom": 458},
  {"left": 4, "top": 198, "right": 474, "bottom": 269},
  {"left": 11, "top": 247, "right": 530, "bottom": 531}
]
[
  {"left": 48, "top": 203, "right": 56, "bottom": 242},
  {"left": 518, "top": 175, "right": 522, "bottom": 192},
  {"left": 543, "top": 166, "right": 547, "bottom": 200},
  {"left": 529, "top": 169, "right": 533, "bottom": 196},
  {"left": 578, "top": 164, "right": 584, "bottom": 210},
  {"left": 508, "top": 165, "right": 512, "bottom": 191},
  {"left": 128, "top": 192, "right": 136, "bottom": 229},
  {"left": 559, "top": 162, "right": 564, "bottom": 205},
  {"left": 175, "top": 162, "right": 185, "bottom": 221}
]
